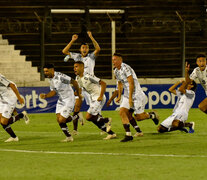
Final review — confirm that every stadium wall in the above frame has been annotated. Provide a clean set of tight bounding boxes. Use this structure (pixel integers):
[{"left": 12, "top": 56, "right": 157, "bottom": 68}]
[{"left": 17, "top": 78, "right": 204, "bottom": 113}]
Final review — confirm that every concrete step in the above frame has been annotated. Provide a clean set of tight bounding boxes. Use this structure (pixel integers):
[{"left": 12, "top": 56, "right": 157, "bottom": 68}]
[
  {"left": 4, "top": 73, "right": 40, "bottom": 82},
  {"left": 0, "top": 61, "right": 32, "bottom": 68},
  {"left": 0, "top": 55, "right": 26, "bottom": 62},
  {"left": 0, "top": 39, "right": 8, "bottom": 45},
  {"left": 0, "top": 67, "right": 37, "bottom": 74},
  {"left": 0, "top": 49, "right": 20, "bottom": 55},
  {"left": 0, "top": 44, "right": 14, "bottom": 49}
]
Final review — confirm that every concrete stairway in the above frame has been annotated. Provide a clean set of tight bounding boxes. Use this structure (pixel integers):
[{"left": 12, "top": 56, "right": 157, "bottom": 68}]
[{"left": 0, "top": 34, "right": 47, "bottom": 86}]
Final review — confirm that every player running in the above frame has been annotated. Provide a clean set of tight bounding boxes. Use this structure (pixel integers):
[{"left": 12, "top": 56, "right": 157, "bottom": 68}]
[{"left": 62, "top": 31, "right": 100, "bottom": 135}]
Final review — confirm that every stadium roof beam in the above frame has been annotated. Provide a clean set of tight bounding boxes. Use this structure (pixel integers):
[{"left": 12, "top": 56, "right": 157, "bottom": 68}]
[{"left": 51, "top": 9, "right": 125, "bottom": 14}]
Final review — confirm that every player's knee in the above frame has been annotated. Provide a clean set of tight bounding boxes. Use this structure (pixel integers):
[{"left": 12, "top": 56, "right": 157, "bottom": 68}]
[
  {"left": 157, "top": 125, "right": 167, "bottom": 133},
  {"left": 198, "top": 103, "right": 207, "bottom": 112},
  {"left": 172, "top": 120, "right": 179, "bottom": 128},
  {"left": 1, "top": 118, "right": 9, "bottom": 126},
  {"left": 85, "top": 113, "right": 92, "bottom": 121}
]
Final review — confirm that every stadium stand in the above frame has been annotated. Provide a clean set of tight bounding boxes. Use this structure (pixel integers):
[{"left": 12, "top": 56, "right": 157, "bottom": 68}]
[{"left": 0, "top": 0, "right": 206, "bottom": 80}]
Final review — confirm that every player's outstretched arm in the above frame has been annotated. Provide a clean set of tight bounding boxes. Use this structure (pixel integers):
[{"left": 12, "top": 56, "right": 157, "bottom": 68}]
[
  {"left": 71, "top": 79, "right": 82, "bottom": 99},
  {"left": 185, "top": 62, "right": 191, "bottom": 84},
  {"left": 127, "top": 75, "right": 134, "bottom": 108},
  {"left": 87, "top": 31, "right": 100, "bottom": 57},
  {"left": 40, "top": 91, "right": 56, "bottom": 99},
  {"left": 62, "top": 34, "right": 78, "bottom": 55},
  {"left": 9, "top": 83, "right": 24, "bottom": 104},
  {"left": 97, "top": 80, "right": 106, "bottom": 101},
  {"left": 107, "top": 90, "right": 118, "bottom": 107},
  {"left": 169, "top": 81, "right": 182, "bottom": 95}
]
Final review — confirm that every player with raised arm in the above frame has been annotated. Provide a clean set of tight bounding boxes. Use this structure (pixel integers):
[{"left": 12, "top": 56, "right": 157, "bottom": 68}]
[
  {"left": 0, "top": 74, "right": 29, "bottom": 142},
  {"left": 187, "top": 54, "right": 207, "bottom": 114},
  {"left": 40, "top": 64, "right": 81, "bottom": 142},
  {"left": 62, "top": 31, "right": 100, "bottom": 135},
  {"left": 74, "top": 61, "right": 116, "bottom": 140},
  {"left": 112, "top": 53, "right": 159, "bottom": 142},
  {"left": 157, "top": 72, "right": 196, "bottom": 134}
]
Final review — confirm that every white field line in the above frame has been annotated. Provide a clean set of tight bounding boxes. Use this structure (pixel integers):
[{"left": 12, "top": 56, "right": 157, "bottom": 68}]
[{"left": 0, "top": 148, "right": 206, "bottom": 158}]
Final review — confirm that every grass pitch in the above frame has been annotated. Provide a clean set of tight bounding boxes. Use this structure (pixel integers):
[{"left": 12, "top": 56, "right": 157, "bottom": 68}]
[{"left": 0, "top": 109, "right": 207, "bottom": 180}]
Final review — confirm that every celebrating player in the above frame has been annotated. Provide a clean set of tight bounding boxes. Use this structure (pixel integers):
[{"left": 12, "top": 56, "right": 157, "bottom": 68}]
[
  {"left": 112, "top": 53, "right": 159, "bottom": 142},
  {"left": 74, "top": 61, "right": 116, "bottom": 140},
  {"left": 0, "top": 74, "right": 29, "bottom": 142},
  {"left": 187, "top": 54, "right": 207, "bottom": 114},
  {"left": 40, "top": 64, "right": 81, "bottom": 142},
  {"left": 157, "top": 79, "right": 196, "bottom": 133},
  {"left": 62, "top": 31, "right": 100, "bottom": 135}
]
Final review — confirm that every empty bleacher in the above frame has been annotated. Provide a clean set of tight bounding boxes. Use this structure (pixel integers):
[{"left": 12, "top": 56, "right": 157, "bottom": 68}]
[{"left": 0, "top": 0, "right": 206, "bottom": 80}]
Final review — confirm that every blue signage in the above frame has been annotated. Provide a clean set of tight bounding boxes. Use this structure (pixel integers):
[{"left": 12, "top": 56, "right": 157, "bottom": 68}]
[{"left": 16, "top": 84, "right": 206, "bottom": 113}]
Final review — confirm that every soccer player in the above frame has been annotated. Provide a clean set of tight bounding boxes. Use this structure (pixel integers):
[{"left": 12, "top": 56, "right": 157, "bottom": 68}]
[
  {"left": 74, "top": 61, "right": 116, "bottom": 140},
  {"left": 187, "top": 54, "right": 207, "bottom": 114},
  {"left": 62, "top": 31, "right": 100, "bottom": 135},
  {"left": 0, "top": 74, "right": 30, "bottom": 142},
  {"left": 112, "top": 53, "right": 159, "bottom": 142},
  {"left": 40, "top": 64, "right": 81, "bottom": 142},
  {"left": 106, "top": 84, "right": 143, "bottom": 137},
  {"left": 157, "top": 79, "right": 196, "bottom": 133}
]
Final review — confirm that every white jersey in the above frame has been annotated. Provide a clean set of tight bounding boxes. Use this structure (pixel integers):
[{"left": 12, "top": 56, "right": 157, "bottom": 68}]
[
  {"left": 76, "top": 73, "right": 101, "bottom": 101},
  {"left": 0, "top": 74, "right": 17, "bottom": 100},
  {"left": 190, "top": 66, "right": 207, "bottom": 95},
  {"left": 64, "top": 52, "right": 96, "bottom": 75},
  {"left": 114, "top": 63, "right": 145, "bottom": 99},
  {"left": 173, "top": 89, "right": 195, "bottom": 115},
  {"left": 49, "top": 72, "right": 74, "bottom": 100}
]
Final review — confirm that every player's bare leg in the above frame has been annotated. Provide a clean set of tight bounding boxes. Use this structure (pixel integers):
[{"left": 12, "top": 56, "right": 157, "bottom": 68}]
[
  {"left": 56, "top": 113, "right": 73, "bottom": 142},
  {"left": 119, "top": 107, "right": 133, "bottom": 142},
  {"left": 134, "top": 111, "right": 159, "bottom": 125},
  {"left": 85, "top": 112, "right": 116, "bottom": 139},
  {"left": 198, "top": 97, "right": 207, "bottom": 114}
]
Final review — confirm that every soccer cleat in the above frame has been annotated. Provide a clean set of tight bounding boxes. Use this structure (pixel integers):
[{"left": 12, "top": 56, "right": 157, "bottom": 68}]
[
  {"left": 4, "top": 137, "right": 19, "bottom": 142},
  {"left": 120, "top": 135, "right": 133, "bottom": 142},
  {"left": 22, "top": 111, "right": 30, "bottom": 125},
  {"left": 134, "top": 132, "right": 144, "bottom": 137},
  {"left": 71, "top": 130, "right": 78, "bottom": 135},
  {"left": 106, "top": 118, "right": 112, "bottom": 132},
  {"left": 103, "top": 133, "right": 117, "bottom": 140},
  {"left": 189, "top": 122, "right": 195, "bottom": 133},
  {"left": 150, "top": 111, "right": 159, "bottom": 125},
  {"left": 61, "top": 136, "right": 73, "bottom": 142}
]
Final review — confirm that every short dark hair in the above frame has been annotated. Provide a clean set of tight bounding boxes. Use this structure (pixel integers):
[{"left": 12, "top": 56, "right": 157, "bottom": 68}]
[
  {"left": 74, "top": 61, "right": 84, "bottom": 65},
  {"left": 113, "top": 53, "right": 123, "bottom": 58},
  {"left": 80, "top": 42, "right": 89, "bottom": 46},
  {"left": 196, "top": 54, "right": 206, "bottom": 60},
  {"left": 43, "top": 63, "right": 54, "bottom": 69},
  {"left": 191, "top": 80, "right": 197, "bottom": 92}
]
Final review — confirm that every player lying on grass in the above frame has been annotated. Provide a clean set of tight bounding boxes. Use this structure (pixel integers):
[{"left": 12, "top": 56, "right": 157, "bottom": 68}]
[
  {"left": 106, "top": 83, "right": 144, "bottom": 137},
  {"left": 0, "top": 74, "right": 29, "bottom": 142},
  {"left": 62, "top": 31, "right": 100, "bottom": 135},
  {"left": 40, "top": 64, "right": 81, "bottom": 142},
  {"left": 157, "top": 78, "right": 196, "bottom": 133},
  {"left": 112, "top": 53, "right": 159, "bottom": 142},
  {"left": 74, "top": 61, "right": 116, "bottom": 140}
]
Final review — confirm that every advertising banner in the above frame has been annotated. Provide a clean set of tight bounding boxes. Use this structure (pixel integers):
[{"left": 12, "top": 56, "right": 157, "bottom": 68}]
[{"left": 16, "top": 84, "right": 205, "bottom": 113}]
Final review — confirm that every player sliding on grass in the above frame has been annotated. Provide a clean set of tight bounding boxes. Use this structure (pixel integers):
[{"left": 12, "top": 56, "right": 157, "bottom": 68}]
[
  {"left": 74, "top": 61, "right": 116, "bottom": 140},
  {"left": 158, "top": 64, "right": 196, "bottom": 134},
  {"left": 40, "top": 64, "right": 81, "bottom": 142},
  {"left": 62, "top": 31, "right": 100, "bottom": 135},
  {"left": 112, "top": 53, "right": 159, "bottom": 142},
  {"left": 106, "top": 83, "right": 144, "bottom": 137},
  {"left": 0, "top": 74, "right": 29, "bottom": 142},
  {"left": 187, "top": 54, "right": 207, "bottom": 115}
]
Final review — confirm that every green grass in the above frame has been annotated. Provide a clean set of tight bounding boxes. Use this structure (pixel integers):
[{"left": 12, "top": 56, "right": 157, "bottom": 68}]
[{"left": 0, "top": 109, "right": 207, "bottom": 180}]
